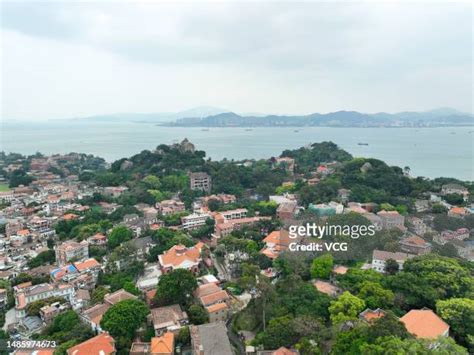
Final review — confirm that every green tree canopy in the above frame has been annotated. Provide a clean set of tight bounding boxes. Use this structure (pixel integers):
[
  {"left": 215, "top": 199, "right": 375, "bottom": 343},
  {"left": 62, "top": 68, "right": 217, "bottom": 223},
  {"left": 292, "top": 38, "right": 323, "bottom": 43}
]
[
  {"left": 329, "top": 291, "right": 366, "bottom": 325},
  {"left": 107, "top": 225, "right": 134, "bottom": 249},
  {"left": 101, "top": 299, "right": 149, "bottom": 350},
  {"left": 436, "top": 298, "right": 474, "bottom": 351},
  {"left": 310, "top": 254, "right": 334, "bottom": 280},
  {"left": 154, "top": 269, "right": 198, "bottom": 307}
]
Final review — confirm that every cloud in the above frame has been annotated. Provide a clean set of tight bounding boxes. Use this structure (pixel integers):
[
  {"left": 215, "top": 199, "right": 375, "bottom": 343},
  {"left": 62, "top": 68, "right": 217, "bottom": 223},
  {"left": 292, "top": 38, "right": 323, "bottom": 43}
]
[{"left": 1, "top": 1, "right": 472, "bottom": 120}]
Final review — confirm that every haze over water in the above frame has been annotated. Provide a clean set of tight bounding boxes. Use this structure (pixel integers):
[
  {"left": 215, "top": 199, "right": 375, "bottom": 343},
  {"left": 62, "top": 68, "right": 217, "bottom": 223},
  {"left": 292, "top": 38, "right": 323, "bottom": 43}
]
[{"left": 1, "top": 122, "right": 473, "bottom": 181}]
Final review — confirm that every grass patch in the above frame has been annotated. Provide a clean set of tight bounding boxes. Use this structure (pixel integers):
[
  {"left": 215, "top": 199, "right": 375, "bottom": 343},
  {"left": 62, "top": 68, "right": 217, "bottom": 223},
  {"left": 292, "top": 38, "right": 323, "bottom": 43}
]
[{"left": 0, "top": 183, "right": 10, "bottom": 192}]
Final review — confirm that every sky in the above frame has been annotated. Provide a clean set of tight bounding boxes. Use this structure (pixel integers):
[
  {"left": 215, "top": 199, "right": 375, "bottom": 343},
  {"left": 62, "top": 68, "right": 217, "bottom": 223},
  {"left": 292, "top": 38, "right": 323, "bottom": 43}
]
[{"left": 1, "top": 1, "right": 472, "bottom": 121}]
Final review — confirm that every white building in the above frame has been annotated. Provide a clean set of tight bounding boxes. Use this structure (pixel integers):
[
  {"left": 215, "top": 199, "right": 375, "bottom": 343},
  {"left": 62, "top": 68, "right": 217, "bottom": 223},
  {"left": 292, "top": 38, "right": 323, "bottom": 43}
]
[
  {"left": 181, "top": 213, "right": 211, "bottom": 230},
  {"left": 371, "top": 249, "right": 413, "bottom": 273}
]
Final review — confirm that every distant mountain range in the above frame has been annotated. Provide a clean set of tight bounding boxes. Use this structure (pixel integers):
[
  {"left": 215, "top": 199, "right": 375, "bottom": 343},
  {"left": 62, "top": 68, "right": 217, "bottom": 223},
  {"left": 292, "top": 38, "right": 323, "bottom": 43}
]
[
  {"left": 68, "top": 107, "right": 473, "bottom": 127},
  {"left": 163, "top": 108, "right": 474, "bottom": 128}
]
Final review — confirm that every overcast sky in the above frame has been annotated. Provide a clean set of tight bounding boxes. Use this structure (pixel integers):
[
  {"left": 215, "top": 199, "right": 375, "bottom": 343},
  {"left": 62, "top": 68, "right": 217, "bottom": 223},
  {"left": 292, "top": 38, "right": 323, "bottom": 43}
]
[{"left": 1, "top": 1, "right": 472, "bottom": 121}]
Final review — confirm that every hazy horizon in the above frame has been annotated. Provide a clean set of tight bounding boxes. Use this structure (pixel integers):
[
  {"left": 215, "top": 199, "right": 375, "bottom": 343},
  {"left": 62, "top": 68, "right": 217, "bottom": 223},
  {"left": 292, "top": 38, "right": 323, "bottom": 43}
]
[{"left": 2, "top": 106, "right": 472, "bottom": 124}]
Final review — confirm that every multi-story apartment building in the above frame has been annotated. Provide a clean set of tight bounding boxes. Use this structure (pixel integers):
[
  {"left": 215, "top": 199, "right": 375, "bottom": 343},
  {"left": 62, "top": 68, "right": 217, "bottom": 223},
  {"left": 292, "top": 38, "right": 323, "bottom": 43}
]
[
  {"left": 189, "top": 172, "right": 211, "bottom": 192},
  {"left": 14, "top": 282, "right": 75, "bottom": 319},
  {"left": 156, "top": 199, "right": 186, "bottom": 216},
  {"left": 377, "top": 210, "right": 405, "bottom": 230},
  {"left": 181, "top": 213, "right": 211, "bottom": 230},
  {"left": 55, "top": 240, "right": 89, "bottom": 266}
]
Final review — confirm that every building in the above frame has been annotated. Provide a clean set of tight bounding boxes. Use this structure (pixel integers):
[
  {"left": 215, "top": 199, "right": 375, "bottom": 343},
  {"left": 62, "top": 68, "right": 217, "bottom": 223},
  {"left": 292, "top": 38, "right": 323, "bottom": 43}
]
[
  {"left": 260, "top": 230, "right": 290, "bottom": 259},
  {"left": 181, "top": 213, "right": 211, "bottom": 230},
  {"left": 149, "top": 304, "right": 189, "bottom": 336},
  {"left": 67, "top": 332, "right": 116, "bottom": 355},
  {"left": 448, "top": 207, "right": 468, "bottom": 218},
  {"left": 276, "top": 201, "right": 298, "bottom": 221},
  {"left": 215, "top": 208, "right": 248, "bottom": 222},
  {"left": 39, "top": 301, "right": 69, "bottom": 323},
  {"left": 414, "top": 199, "right": 430, "bottom": 213},
  {"left": 194, "top": 283, "right": 230, "bottom": 323},
  {"left": 15, "top": 283, "right": 75, "bottom": 319},
  {"left": 371, "top": 250, "right": 414, "bottom": 273},
  {"left": 88, "top": 233, "right": 107, "bottom": 246},
  {"left": 202, "top": 194, "right": 236, "bottom": 206},
  {"left": 377, "top": 210, "right": 405, "bottom": 230},
  {"left": 435, "top": 228, "right": 470, "bottom": 245},
  {"left": 400, "top": 236, "right": 432, "bottom": 255},
  {"left": 190, "top": 322, "right": 233, "bottom": 355},
  {"left": 190, "top": 172, "right": 211, "bottom": 192},
  {"left": 359, "top": 308, "right": 386, "bottom": 322},
  {"left": 362, "top": 213, "right": 383, "bottom": 231},
  {"left": 213, "top": 217, "right": 265, "bottom": 239},
  {"left": 55, "top": 240, "right": 89, "bottom": 266},
  {"left": 103, "top": 186, "right": 128, "bottom": 198},
  {"left": 408, "top": 217, "right": 429, "bottom": 236},
  {"left": 158, "top": 242, "right": 204, "bottom": 274},
  {"left": 441, "top": 184, "right": 469, "bottom": 199},
  {"left": 313, "top": 280, "right": 341, "bottom": 297},
  {"left": 400, "top": 309, "right": 449, "bottom": 339},
  {"left": 130, "top": 333, "right": 175, "bottom": 355},
  {"left": 308, "top": 203, "right": 342, "bottom": 217},
  {"left": 81, "top": 289, "right": 137, "bottom": 332},
  {"left": 156, "top": 199, "right": 186, "bottom": 216}
]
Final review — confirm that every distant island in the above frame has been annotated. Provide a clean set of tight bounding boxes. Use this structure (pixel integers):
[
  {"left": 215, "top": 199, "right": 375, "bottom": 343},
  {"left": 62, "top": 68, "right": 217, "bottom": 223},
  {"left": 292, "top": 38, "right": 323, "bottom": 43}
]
[{"left": 161, "top": 108, "right": 474, "bottom": 128}]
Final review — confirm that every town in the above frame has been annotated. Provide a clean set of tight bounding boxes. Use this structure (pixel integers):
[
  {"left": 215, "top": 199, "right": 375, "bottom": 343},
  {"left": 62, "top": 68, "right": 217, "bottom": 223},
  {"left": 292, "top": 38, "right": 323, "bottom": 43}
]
[{"left": 0, "top": 139, "right": 472, "bottom": 355}]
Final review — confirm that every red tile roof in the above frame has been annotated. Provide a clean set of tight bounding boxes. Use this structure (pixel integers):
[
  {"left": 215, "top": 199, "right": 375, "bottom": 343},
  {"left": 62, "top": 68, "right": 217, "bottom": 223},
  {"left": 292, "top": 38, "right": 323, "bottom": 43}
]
[
  {"left": 400, "top": 309, "right": 449, "bottom": 339},
  {"left": 67, "top": 332, "right": 115, "bottom": 355}
]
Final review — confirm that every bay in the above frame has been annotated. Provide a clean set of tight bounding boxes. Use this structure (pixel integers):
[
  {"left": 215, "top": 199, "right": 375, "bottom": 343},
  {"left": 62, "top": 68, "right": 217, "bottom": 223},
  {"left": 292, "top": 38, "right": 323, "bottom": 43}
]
[{"left": 1, "top": 122, "right": 473, "bottom": 181}]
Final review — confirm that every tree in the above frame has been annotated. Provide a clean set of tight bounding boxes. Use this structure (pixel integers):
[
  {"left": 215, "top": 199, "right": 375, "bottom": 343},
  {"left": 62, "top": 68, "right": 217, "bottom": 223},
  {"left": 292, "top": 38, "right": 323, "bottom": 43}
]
[
  {"left": 357, "top": 281, "right": 394, "bottom": 309},
  {"left": 336, "top": 269, "right": 382, "bottom": 294},
  {"left": 108, "top": 226, "right": 133, "bottom": 249},
  {"left": 436, "top": 298, "right": 474, "bottom": 351},
  {"left": 393, "top": 254, "right": 474, "bottom": 308},
  {"left": 366, "top": 312, "right": 409, "bottom": 341},
  {"left": 360, "top": 336, "right": 428, "bottom": 354},
  {"left": 310, "top": 254, "right": 333, "bottom": 280},
  {"left": 361, "top": 335, "right": 468, "bottom": 355},
  {"left": 329, "top": 291, "right": 365, "bottom": 325},
  {"left": 101, "top": 299, "right": 149, "bottom": 350},
  {"left": 253, "top": 316, "right": 299, "bottom": 349},
  {"left": 187, "top": 304, "right": 209, "bottom": 325},
  {"left": 154, "top": 269, "right": 198, "bottom": 306},
  {"left": 142, "top": 175, "right": 161, "bottom": 189},
  {"left": 26, "top": 297, "right": 65, "bottom": 316},
  {"left": 238, "top": 263, "right": 259, "bottom": 290},
  {"left": 91, "top": 286, "right": 109, "bottom": 304},
  {"left": 176, "top": 326, "right": 191, "bottom": 345},
  {"left": 432, "top": 203, "right": 447, "bottom": 214},
  {"left": 384, "top": 259, "right": 399, "bottom": 275},
  {"left": 41, "top": 310, "right": 94, "bottom": 345},
  {"left": 27, "top": 249, "right": 56, "bottom": 268},
  {"left": 444, "top": 193, "right": 464, "bottom": 205}
]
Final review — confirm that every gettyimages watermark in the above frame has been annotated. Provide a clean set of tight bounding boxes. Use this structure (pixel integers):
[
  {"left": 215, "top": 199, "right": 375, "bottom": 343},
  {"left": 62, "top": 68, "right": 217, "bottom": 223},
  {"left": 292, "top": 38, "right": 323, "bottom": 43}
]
[{"left": 287, "top": 222, "right": 376, "bottom": 254}]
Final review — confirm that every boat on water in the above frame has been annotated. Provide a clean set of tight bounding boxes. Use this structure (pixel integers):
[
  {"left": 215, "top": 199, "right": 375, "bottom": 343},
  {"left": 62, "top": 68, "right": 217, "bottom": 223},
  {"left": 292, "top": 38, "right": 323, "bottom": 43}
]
[
  {"left": 201, "top": 129, "right": 209, "bottom": 131},
  {"left": 357, "top": 142, "right": 369, "bottom": 146},
  {"left": 294, "top": 130, "right": 299, "bottom": 132},
  {"left": 245, "top": 128, "right": 253, "bottom": 131}
]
